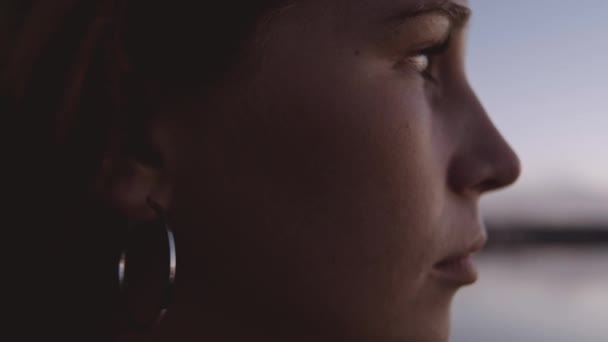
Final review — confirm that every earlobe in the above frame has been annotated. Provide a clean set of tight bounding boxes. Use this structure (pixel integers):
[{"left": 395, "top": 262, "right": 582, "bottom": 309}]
[
  {"left": 93, "top": 113, "right": 175, "bottom": 222},
  {"left": 95, "top": 154, "right": 171, "bottom": 222}
]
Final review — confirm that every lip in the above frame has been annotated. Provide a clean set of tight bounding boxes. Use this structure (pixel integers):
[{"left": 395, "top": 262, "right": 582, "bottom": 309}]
[
  {"left": 432, "top": 254, "right": 478, "bottom": 286},
  {"left": 431, "top": 236, "right": 487, "bottom": 287}
]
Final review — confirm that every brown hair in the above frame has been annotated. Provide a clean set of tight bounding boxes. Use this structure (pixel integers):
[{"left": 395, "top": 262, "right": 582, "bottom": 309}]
[{"left": 2, "top": 1, "right": 284, "bottom": 340}]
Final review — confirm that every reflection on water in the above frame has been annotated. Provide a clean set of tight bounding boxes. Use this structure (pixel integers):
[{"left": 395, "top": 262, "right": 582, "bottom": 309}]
[{"left": 451, "top": 247, "right": 608, "bottom": 342}]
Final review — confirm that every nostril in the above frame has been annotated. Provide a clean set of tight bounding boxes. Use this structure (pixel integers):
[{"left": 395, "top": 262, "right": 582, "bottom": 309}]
[
  {"left": 475, "top": 177, "right": 516, "bottom": 193},
  {"left": 476, "top": 179, "right": 502, "bottom": 193},
  {"left": 480, "top": 151, "right": 522, "bottom": 193},
  {"left": 448, "top": 148, "right": 522, "bottom": 196}
]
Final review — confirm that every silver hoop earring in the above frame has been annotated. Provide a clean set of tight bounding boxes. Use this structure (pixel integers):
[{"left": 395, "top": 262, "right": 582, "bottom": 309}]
[{"left": 118, "top": 198, "right": 176, "bottom": 330}]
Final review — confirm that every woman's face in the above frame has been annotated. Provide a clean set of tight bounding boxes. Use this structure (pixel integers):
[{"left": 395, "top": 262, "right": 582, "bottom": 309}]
[{"left": 143, "top": 0, "right": 520, "bottom": 341}]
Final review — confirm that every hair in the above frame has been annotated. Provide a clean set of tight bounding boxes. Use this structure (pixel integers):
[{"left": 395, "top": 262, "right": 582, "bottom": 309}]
[{"left": 2, "top": 1, "right": 286, "bottom": 340}]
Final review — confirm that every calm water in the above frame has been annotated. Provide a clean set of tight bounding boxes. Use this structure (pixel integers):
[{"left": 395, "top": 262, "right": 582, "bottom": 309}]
[{"left": 451, "top": 247, "right": 608, "bottom": 342}]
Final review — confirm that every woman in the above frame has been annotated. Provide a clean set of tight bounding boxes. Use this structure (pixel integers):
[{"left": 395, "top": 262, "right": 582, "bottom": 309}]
[{"left": 3, "top": 0, "right": 520, "bottom": 341}]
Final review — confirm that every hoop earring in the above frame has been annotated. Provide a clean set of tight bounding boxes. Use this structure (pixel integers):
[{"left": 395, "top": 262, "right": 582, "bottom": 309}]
[{"left": 118, "top": 198, "right": 176, "bottom": 330}]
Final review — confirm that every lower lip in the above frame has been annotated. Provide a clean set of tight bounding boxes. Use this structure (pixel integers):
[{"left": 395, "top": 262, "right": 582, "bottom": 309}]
[{"left": 432, "top": 255, "right": 478, "bottom": 287}]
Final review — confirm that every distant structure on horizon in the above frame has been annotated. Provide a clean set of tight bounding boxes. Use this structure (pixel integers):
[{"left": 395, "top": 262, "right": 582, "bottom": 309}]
[{"left": 481, "top": 185, "right": 608, "bottom": 228}]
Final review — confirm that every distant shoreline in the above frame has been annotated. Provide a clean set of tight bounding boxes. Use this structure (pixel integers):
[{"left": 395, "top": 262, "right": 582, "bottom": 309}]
[{"left": 486, "top": 225, "right": 608, "bottom": 248}]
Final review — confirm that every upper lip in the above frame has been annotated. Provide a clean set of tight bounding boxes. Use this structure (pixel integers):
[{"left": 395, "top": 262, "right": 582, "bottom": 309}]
[{"left": 435, "top": 233, "right": 487, "bottom": 266}]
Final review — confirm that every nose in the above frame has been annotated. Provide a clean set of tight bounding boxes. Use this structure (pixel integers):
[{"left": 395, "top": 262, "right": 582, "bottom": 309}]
[{"left": 447, "top": 86, "right": 521, "bottom": 196}]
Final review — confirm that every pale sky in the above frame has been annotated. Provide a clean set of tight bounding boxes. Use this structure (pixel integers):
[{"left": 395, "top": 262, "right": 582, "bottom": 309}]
[{"left": 467, "top": 0, "right": 608, "bottom": 225}]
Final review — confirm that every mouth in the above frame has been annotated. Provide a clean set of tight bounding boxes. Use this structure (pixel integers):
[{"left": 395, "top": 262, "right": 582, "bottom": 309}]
[{"left": 431, "top": 236, "right": 486, "bottom": 287}]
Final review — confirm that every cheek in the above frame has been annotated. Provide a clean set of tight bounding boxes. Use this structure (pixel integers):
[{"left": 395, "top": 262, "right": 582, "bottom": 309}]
[
  {"left": 170, "top": 41, "right": 451, "bottom": 338},
  {"left": 272, "top": 63, "right": 443, "bottom": 277},
  {"left": 317, "top": 64, "right": 448, "bottom": 282}
]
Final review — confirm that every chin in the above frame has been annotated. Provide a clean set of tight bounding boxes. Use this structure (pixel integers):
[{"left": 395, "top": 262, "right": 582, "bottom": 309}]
[
  {"left": 389, "top": 293, "right": 454, "bottom": 342},
  {"left": 399, "top": 319, "right": 451, "bottom": 342}
]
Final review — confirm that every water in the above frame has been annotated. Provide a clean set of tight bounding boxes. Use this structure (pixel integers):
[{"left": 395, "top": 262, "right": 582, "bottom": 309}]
[{"left": 451, "top": 247, "right": 608, "bottom": 342}]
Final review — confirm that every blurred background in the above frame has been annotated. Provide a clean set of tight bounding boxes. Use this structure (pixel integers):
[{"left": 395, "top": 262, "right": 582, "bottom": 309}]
[{"left": 451, "top": 1, "right": 608, "bottom": 341}]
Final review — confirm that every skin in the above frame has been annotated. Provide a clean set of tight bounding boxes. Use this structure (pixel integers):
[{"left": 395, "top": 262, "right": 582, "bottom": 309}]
[{"left": 107, "top": 0, "right": 521, "bottom": 341}]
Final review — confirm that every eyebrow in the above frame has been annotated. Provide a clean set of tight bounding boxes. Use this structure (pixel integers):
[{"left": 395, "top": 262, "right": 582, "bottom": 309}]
[{"left": 385, "top": 1, "right": 472, "bottom": 28}]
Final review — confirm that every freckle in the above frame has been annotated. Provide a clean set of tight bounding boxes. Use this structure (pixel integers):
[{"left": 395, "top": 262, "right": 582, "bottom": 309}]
[{"left": 354, "top": 50, "right": 361, "bottom": 56}]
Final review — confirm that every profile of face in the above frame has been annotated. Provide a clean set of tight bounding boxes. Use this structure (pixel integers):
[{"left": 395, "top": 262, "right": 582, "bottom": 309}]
[{"left": 107, "top": 0, "right": 521, "bottom": 341}]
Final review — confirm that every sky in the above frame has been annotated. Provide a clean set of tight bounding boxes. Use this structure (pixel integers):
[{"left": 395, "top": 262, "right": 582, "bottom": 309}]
[{"left": 466, "top": 0, "right": 608, "bottom": 225}]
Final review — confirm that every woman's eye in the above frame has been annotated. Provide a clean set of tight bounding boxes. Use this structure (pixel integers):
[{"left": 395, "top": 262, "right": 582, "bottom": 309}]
[
  {"left": 409, "top": 54, "right": 430, "bottom": 73},
  {"left": 404, "top": 35, "right": 452, "bottom": 81},
  {"left": 405, "top": 52, "right": 435, "bottom": 81}
]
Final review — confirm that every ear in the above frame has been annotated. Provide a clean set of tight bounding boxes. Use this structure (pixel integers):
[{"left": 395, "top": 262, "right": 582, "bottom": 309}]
[{"left": 94, "top": 126, "right": 172, "bottom": 222}]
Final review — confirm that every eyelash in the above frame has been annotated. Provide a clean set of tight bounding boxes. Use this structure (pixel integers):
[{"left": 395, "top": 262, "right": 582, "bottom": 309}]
[{"left": 406, "top": 35, "right": 452, "bottom": 82}]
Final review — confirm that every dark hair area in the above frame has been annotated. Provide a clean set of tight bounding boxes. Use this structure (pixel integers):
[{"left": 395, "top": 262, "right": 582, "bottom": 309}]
[{"left": 2, "top": 1, "right": 285, "bottom": 340}]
